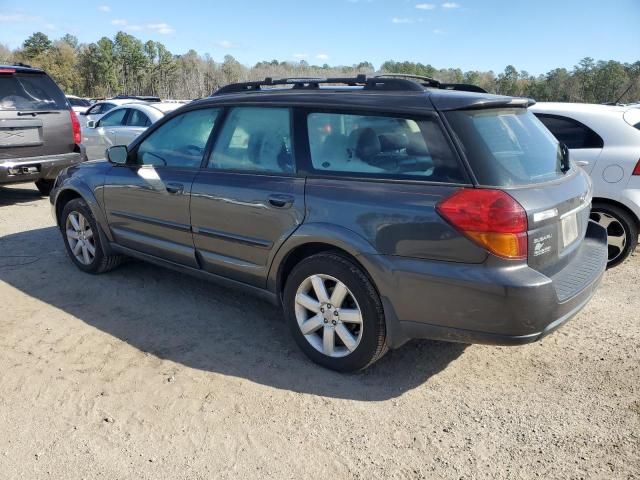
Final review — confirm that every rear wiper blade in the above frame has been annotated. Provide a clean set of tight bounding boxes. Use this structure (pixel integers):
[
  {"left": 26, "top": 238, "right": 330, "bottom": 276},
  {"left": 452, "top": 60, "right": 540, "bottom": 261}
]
[{"left": 17, "top": 110, "right": 61, "bottom": 116}]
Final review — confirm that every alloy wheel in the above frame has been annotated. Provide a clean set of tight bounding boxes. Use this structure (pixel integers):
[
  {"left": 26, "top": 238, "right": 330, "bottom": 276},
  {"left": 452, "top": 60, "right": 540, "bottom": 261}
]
[
  {"left": 294, "top": 274, "right": 363, "bottom": 358},
  {"left": 65, "top": 211, "right": 96, "bottom": 265},
  {"left": 590, "top": 211, "right": 627, "bottom": 262}
]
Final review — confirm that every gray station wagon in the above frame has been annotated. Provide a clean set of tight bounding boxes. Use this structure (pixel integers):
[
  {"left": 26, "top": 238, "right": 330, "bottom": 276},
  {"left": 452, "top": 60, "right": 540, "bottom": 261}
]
[
  {"left": 50, "top": 75, "right": 608, "bottom": 371},
  {"left": 1, "top": 64, "right": 85, "bottom": 195}
]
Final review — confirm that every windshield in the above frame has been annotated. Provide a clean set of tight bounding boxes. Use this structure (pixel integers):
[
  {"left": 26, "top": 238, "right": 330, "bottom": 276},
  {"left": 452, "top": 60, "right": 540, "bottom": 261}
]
[
  {"left": 446, "top": 108, "right": 565, "bottom": 186},
  {"left": 0, "top": 73, "right": 68, "bottom": 111}
]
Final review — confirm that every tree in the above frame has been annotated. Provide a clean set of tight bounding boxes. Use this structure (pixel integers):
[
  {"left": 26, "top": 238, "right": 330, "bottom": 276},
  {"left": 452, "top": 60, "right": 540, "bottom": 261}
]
[
  {"left": 60, "top": 34, "right": 79, "bottom": 50},
  {"left": 22, "top": 32, "right": 52, "bottom": 59}
]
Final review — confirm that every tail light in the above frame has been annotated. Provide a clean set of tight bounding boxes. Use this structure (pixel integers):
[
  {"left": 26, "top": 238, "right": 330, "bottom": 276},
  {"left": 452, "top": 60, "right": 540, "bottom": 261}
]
[
  {"left": 70, "top": 110, "right": 81, "bottom": 145},
  {"left": 437, "top": 188, "right": 528, "bottom": 260},
  {"left": 633, "top": 159, "right": 640, "bottom": 176}
]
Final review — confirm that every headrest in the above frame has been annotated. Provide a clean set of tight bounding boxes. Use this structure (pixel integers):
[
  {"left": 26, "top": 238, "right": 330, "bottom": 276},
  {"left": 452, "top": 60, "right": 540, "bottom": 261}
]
[{"left": 378, "top": 133, "right": 409, "bottom": 152}]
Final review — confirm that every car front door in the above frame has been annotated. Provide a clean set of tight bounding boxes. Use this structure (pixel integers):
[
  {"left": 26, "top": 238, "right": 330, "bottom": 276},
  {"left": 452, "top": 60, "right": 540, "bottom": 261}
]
[
  {"left": 190, "top": 107, "right": 305, "bottom": 287},
  {"left": 83, "top": 108, "right": 129, "bottom": 160},
  {"left": 103, "top": 107, "right": 221, "bottom": 267}
]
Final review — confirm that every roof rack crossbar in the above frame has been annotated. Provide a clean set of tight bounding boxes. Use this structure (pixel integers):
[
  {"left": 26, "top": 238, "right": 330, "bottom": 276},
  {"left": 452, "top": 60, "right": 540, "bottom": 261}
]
[{"left": 213, "top": 74, "right": 370, "bottom": 95}]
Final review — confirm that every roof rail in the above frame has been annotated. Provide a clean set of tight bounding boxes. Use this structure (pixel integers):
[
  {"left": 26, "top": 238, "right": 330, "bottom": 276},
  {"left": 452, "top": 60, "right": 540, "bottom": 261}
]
[
  {"left": 212, "top": 73, "right": 486, "bottom": 95},
  {"left": 112, "top": 94, "right": 162, "bottom": 102}
]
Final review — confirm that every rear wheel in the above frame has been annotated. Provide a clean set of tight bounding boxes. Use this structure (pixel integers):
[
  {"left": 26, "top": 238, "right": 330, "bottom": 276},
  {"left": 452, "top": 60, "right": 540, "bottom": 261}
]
[
  {"left": 283, "top": 253, "right": 387, "bottom": 372},
  {"left": 35, "top": 179, "right": 54, "bottom": 196},
  {"left": 590, "top": 202, "right": 638, "bottom": 268},
  {"left": 60, "top": 198, "right": 124, "bottom": 274}
]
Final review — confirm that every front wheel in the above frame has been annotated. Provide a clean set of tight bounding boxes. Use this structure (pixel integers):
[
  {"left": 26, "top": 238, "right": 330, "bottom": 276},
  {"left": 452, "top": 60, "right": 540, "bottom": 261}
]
[
  {"left": 283, "top": 253, "right": 388, "bottom": 372},
  {"left": 590, "top": 203, "right": 638, "bottom": 268},
  {"left": 60, "top": 198, "right": 124, "bottom": 274}
]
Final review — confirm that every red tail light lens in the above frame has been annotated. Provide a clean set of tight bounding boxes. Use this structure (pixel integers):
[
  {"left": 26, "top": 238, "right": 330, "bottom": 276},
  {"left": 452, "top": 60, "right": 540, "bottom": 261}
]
[
  {"left": 0, "top": 68, "right": 16, "bottom": 74},
  {"left": 436, "top": 188, "right": 528, "bottom": 259},
  {"left": 70, "top": 110, "right": 81, "bottom": 145},
  {"left": 633, "top": 159, "right": 640, "bottom": 176}
]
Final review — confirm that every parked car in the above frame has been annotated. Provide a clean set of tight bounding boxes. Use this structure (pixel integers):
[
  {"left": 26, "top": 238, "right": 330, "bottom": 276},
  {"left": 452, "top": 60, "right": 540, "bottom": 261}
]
[
  {"left": 50, "top": 75, "right": 608, "bottom": 371},
  {"left": 66, "top": 95, "right": 91, "bottom": 115},
  {"left": 78, "top": 98, "right": 138, "bottom": 127},
  {"left": 82, "top": 102, "right": 182, "bottom": 160},
  {"left": 0, "top": 63, "right": 85, "bottom": 195},
  {"left": 530, "top": 102, "right": 640, "bottom": 267}
]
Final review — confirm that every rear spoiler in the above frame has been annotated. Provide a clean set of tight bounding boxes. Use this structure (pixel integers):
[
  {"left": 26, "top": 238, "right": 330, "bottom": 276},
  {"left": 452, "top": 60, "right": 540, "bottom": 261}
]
[{"left": 430, "top": 94, "right": 536, "bottom": 111}]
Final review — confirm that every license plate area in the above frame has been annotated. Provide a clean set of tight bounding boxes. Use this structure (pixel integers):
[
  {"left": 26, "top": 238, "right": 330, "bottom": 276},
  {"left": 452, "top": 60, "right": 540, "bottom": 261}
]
[
  {"left": 561, "top": 212, "right": 579, "bottom": 247},
  {"left": 0, "top": 127, "right": 41, "bottom": 147}
]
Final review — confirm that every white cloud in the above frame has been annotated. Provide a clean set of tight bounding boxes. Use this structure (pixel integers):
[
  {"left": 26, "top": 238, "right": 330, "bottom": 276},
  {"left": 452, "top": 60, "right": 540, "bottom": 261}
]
[
  {"left": 442, "top": 2, "right": 460, "bottom": 8},
  {"left": 111, "top": 18, "right": 127, "bottom": 25},
  {"left": 415, "top": 3, "right": 436, "bottom": 10},
  {"left": 98, "top": 5, "right": 111, "bottom": 12},
  {"left": 147, "top": 23, "right": 174, "bottom": 34},
  {"left": 392, "top": 17, "right": 414, "bottom": 24},
  {"left": 215, "top": 40, "right": 238, "bottom": 49},
  {"left": 0, "top": 13, "right": 38, "bottom": 22},
  {"left": 293, "top": 53, "right": 309, "bottom": 59},
  {"left": 316, "top": 53, "right": 330, "bottom": 61}
]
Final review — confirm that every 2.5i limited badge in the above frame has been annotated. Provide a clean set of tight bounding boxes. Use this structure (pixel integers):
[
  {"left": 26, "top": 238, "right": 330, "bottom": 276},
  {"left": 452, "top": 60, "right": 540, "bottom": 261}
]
[{"left": 533, "top": 234, "right": 553, "bottom": 257}]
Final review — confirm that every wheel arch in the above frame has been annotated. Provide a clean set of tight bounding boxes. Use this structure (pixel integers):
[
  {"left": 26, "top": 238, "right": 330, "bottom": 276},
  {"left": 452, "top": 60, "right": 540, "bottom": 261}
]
[
  {"left": 592, "top": 197, "right": 640, "bottom": 229},
  {"left": 54, "top": 184, "right": 114, "bottom": 246}
]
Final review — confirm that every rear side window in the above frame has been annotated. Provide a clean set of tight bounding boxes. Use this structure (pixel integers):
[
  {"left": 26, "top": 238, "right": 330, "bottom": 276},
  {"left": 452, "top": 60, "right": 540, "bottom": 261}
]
[
  {"left": 136, "top": 108, "right": 220, "bottom": 168},
  {"left": 208, "top": 107, "right": 294, "bottom": 174},
  {"left": 446, "top": 108, "right": 564, "bottom": 187},
  {"left": 0, "top": 73, "right": 67, "bottom": 111},
  {"left": 127, "top": 109, "right": 151, "bottom": 127},
  {"left": 534, "top": 113, "right": 604, "bottom": 149},
  {"left": 307, "top": 112, "right": 465, "bottom": 183},
  {"left": 68, "top": 97, "right": 90, "bottom": 107}
]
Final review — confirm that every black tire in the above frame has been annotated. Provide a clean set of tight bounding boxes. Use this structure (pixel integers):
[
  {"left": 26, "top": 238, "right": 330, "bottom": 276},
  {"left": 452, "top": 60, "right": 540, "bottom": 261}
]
[
  {"left": 283, "top": 252, "right": 388, "bottom": 372},
  {"left": 590, "top": 202, "right": 638, "bottom": 269},
  {"left": 60, "top": 198, "right": 124, "bottom": 274},
  {"left": 35, "top": 179, "right": 54, "bottom": 196}
]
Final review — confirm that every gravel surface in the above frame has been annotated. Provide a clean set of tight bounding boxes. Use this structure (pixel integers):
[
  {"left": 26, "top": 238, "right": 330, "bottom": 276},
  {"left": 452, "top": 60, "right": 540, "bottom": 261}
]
[{"left": 1, "top": 184, "right": 639, "bottom": 480}]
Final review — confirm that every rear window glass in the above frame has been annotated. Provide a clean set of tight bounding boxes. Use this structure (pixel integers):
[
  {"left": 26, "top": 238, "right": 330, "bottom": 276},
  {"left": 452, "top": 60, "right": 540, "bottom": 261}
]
[
  {"left": 307, "top": 112, "right": 466, "bottom": 183},
  {"left": 67, "top": 97, "right": 90, "bottom": 107},
  {"left": 0, "top": 73, "right": 68, "bottom": 111},
  {"left": 446, "top": 108, "right": 564, "bottom": 187}
]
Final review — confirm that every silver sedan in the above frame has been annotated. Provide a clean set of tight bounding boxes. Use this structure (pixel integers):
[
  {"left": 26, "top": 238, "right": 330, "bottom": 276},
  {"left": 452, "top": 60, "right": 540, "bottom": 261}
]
[{"left": 82, "top": 103, "right": 182, "bottom": 160}]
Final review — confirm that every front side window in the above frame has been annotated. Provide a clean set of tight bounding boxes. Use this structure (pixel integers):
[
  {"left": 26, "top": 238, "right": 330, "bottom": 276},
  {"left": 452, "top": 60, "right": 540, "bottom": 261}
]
[
  {"left": 99, "top": 108, "right": 127, "bottom": 127},
  {"left": 534, "top": 113, "right": 604, "bottom": 149},
  {"left": 307, "top": 112, "right": 465, "bottom": 182},
  {"left": 208, "top": 107, "right": 293, "bottom": 174},
  {"left": 446, "top": 108, "right": 565, "bottom": 187},
  {"left": 136, "top": 108, "right": 219, "bottom": 168}
]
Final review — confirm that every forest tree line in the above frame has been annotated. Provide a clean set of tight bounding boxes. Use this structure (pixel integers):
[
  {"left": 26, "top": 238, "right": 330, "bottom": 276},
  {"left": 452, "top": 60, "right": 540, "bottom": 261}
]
[{"left": 1, "top": 31, "right": 639, "bottom": 103}]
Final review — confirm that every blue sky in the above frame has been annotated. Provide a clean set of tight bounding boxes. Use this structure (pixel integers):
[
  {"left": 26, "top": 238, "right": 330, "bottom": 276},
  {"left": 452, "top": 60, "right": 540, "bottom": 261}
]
[{"left": 0, "top": 0, "right": 638, "bottom": 74}]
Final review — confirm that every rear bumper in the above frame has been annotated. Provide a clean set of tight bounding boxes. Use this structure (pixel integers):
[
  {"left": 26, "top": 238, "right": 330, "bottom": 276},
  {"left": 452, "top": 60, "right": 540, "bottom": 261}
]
[
  {"left": 361, "top": 221, "right": 608, "bottom": 348},
  {"left": 0, "top": 149, "right": 86, "bottom": 184}
]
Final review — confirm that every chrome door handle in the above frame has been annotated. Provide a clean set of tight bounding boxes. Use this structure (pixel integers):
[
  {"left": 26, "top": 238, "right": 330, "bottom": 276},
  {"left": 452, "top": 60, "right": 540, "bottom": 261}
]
[
  {"left": 166, "top": 182, "right": 184, "bottom": 194},
  {"left": 268, "top": 194, "right": 294, "bottom": 208}
]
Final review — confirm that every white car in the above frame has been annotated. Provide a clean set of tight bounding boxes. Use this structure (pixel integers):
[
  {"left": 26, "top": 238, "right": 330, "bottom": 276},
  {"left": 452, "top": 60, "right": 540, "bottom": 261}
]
[
  {"left": 82, "top": 102, "right": 182, "bottom": 160},
  {"left": 66, "top": 95, "right": 91, "bottom": 115},
  {"left": 531, "top": 102, "right": 640, "bottom": 267},
  {"left": 78, "top": 98, "right": 141, "bottom": 127}
]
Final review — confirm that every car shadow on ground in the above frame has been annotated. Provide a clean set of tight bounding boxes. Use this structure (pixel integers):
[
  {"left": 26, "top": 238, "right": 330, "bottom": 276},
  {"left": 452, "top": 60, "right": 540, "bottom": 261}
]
[
  {"left": 0, "top": 185, "right": 45, "bottom": 207},
  {"left": 0, "top": 226, "right": 467, "bottom": 401}
]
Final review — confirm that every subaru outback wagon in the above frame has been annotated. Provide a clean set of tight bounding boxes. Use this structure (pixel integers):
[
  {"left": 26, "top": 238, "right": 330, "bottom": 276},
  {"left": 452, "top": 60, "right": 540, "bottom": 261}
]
[
  {"left": 1, "top": 63, "right": 85, "bottom": 195},
  {"left": 50, "top": 75, "right": 608, "bottom": 371}
]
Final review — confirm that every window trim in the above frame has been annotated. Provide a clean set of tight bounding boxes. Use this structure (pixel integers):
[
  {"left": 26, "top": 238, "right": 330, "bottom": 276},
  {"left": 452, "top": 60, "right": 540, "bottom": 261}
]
[
  {"left": 534, "top": 113, "right": 604, "bottom": 150},
  {"left": 295, "top": 107, "right": 472, "bottom": 185},
  {"left": 202, "top": 105, "right": 297, "bottom": 177}
]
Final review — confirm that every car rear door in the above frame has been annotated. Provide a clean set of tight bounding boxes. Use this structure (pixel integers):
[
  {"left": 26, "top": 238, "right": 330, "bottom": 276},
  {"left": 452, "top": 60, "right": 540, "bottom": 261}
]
[
  {"left": 116, "top": 108, "right": 152, "bottom": 146},
  {"left": 190, "top": 106, "right": 305, "bottom": 287},
  {"left": 0, "top": 68, "right": 73, "bottom": 162},
  {"left": 103, "top": 107, "right": 221, "bottom": 266}
]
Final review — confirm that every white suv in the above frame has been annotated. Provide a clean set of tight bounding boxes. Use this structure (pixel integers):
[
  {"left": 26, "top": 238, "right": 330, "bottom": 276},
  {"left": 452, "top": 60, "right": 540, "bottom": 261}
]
[{"left": 531, "top": 102, "right": 640, "bottom": 267}]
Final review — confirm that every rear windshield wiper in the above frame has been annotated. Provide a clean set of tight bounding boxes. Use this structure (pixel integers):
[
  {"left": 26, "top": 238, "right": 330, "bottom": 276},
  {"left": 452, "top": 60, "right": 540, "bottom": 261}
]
[{"left": 17, "top": 110, "right": 62, "bottom": 116}]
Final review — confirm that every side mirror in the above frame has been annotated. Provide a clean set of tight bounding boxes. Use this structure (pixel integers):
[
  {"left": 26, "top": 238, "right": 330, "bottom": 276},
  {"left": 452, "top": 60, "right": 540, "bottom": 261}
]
[
  {"left": 86, "top": 120, "right": 97, "bottom": 128},
  {"left": 106, "top": 145, "right": 128, "bottom": 165}
]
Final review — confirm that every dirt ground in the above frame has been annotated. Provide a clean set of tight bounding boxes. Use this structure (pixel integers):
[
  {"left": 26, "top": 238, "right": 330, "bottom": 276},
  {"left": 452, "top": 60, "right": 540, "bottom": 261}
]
[{"left": 0, "top": 183, "right": 638, "bottom": 480}]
